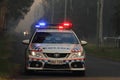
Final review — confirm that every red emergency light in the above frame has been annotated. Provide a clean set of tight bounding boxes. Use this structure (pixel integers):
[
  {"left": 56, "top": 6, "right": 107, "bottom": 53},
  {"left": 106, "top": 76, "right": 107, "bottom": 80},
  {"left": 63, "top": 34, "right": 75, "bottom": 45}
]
[{"left": 59, "top": 22, "right": 72, "bottom": 30}]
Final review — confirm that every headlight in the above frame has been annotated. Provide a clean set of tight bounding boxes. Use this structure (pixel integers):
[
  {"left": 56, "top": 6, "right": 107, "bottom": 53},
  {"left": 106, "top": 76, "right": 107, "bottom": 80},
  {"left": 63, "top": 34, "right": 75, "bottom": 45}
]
[
  {"left": 70, "top": 45, "right": 85, "bottom": 58},
  {"left": 70, "top": 52, "right": 83, "bottom": 58},
  {"left": 78, "top": 52, "right": 82, "bottom": 56},
  {"left": 31, "top": 51, "right": 36, "bottom": 56},
  {"left": 30, "top": 51, "right": 43, "bottom": 58}
]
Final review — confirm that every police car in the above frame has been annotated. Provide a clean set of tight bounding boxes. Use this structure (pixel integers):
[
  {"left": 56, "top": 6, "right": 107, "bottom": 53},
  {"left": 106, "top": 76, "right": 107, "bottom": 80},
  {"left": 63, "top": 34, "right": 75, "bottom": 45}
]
[{"left": 22, "top": 22, "right": 87, "bottom": 76}]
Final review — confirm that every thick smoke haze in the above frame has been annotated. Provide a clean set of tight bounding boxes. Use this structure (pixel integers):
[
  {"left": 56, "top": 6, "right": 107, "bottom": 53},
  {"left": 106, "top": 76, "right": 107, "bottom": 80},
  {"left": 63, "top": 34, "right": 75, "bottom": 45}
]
[{"left": 15, "top": 0, "right": 45, "bottom": 33}]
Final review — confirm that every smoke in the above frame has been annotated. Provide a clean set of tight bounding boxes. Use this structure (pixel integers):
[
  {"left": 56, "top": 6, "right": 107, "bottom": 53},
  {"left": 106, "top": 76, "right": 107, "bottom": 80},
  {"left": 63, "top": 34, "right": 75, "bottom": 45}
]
[{"left": 15, "top": 0, "right": 46, "bottom": 33}]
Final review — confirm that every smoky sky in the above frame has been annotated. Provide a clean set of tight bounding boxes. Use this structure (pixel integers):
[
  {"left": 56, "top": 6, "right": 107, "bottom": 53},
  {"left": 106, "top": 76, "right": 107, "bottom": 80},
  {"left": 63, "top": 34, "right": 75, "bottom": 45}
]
[{"left": 15, "top": 0, "right": 45, "bottom": 33}]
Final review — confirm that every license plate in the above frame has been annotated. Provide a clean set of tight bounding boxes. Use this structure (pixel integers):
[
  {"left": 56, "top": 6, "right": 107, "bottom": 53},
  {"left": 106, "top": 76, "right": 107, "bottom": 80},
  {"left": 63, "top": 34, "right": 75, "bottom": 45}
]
[{"left": 50, "top": 60, "right": 64, "bottom": 64}]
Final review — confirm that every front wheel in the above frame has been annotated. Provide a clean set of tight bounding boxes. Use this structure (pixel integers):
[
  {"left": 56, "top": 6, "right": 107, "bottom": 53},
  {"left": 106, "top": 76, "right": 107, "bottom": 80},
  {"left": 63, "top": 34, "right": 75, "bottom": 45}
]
[
  {"left": 24, "top": 62, "right": 34, "bottom": 75},
  {"left": 24, "top": 68, "right": 35, "bottom": 75},
  {"left": 72, "top": 70, "right": 85, "bottom": 76}
]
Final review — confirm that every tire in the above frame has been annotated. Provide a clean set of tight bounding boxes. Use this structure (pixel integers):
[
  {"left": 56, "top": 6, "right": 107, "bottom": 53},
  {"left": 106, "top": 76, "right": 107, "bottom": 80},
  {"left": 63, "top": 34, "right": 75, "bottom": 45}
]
[
  {"left": 72, "top": 70, "right": 85, "bottom": 76},
  {"left": 24, "top": 61, "right": 34, "bottom": 75},
  {"left": 24, "top": 54, "right": 33, "bottom": 74},
  {"left": 24, "top": 68, "right": 34, "bottom": 75},
  {"left": 80, "top": 70, "right": 85, "bottom": 76}
]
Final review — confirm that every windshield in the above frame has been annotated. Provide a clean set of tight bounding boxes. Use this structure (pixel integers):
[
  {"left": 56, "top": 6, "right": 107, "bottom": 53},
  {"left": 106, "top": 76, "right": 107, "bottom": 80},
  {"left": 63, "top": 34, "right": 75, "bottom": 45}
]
[{"left": 32, "top": 32, "right": 79, "bottom": 44}]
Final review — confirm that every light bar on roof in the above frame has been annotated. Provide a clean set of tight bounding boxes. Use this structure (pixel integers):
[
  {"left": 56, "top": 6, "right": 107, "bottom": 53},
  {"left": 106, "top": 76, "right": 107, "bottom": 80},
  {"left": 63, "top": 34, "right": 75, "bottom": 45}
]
[{"left": 35, "top": 21, "right": 73, "bottom": 29}]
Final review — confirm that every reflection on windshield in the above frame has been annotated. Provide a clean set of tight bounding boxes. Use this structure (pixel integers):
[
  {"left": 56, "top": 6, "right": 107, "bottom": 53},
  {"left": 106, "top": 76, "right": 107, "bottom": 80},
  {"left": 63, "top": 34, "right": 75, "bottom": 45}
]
[{"left": 32, "top": 32, "right": 79, "bottom": 44}]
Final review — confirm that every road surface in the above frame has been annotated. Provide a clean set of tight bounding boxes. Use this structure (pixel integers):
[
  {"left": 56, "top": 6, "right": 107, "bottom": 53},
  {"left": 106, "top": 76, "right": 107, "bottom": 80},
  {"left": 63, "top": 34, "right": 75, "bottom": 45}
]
[{"left": 11, "top": 35, "right": 120, "bottom": 80}]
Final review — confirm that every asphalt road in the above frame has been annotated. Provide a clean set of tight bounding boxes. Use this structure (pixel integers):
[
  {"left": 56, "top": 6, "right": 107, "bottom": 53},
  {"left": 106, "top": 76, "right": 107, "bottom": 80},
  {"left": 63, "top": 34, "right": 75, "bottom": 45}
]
[{"left": 11, "top": 36, "right": 120, "bottom": 80}]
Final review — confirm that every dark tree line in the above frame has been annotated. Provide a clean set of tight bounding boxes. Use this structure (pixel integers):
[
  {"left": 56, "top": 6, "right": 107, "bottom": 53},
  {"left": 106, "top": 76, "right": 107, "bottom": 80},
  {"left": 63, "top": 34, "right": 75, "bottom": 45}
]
[
  {"left": 43, "top": 0, "right": 97, "bottom": 40},
  {"left": 0, "top": 0, "right": 4, "bottom": 3},
  {"left": 1, "top": 0, "right": 119, "bottom": 37},
  {"left": 8, "top": 0, "right": 34, "bottom": 31},
  {"left": 113, "top": 0, "right": 120, "bottom": 47},
  {"left": 0, "top": 0, "right": 34, "bottom": 19},
  {"left": 0, "top": 0, "right": 34, "bottom": 32},
  {"left": 43, "top": 0, "right": 120, "bottom": 38},
  {"left": 114, "top": 0, "right": 120, "bottom": 36},
  {"left": 7, "top": 0, "right": 34, "bottom": 19}
]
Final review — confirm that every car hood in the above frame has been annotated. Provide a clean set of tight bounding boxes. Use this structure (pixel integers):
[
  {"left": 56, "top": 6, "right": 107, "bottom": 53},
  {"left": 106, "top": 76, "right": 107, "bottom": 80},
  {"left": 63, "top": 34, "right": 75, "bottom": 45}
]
[{"left": 29, "top": 43, "right": 81, "bottom": 53}]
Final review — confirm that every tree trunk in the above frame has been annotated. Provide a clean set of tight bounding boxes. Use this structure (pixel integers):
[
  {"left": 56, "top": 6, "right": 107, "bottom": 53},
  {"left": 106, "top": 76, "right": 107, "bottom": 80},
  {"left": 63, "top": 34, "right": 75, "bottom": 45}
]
[{"left": 0, "top": 1, "right": 7, "bottom": 32}]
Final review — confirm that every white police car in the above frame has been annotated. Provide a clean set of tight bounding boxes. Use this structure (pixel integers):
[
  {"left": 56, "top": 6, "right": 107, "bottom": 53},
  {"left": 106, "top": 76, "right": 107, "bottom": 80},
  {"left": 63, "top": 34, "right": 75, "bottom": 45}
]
[{"left": 22, "top": 22, "right": 87, "bottom": 76}]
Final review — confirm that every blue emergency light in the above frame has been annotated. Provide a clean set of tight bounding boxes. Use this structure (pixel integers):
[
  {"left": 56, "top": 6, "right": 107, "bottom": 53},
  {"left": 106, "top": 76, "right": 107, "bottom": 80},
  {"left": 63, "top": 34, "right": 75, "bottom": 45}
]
[
  {"left": 35, "top": 22, "right": 47, "bottom": 28},
  {"left": 39, "top": 22, "right": 46, "bottom": 26},
  {"left": 35, "top": 25, "right": 40, "bottom": 28}
]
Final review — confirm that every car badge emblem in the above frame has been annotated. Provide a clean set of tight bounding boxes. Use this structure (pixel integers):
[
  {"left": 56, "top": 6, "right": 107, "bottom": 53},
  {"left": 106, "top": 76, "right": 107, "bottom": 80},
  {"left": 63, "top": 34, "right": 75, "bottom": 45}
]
[{"left": 54, "top": 53, "right": 60, "bottom": 58}]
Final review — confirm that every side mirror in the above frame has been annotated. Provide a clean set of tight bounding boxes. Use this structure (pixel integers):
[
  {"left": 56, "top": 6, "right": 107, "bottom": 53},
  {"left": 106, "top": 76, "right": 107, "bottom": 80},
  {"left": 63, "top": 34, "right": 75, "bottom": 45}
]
[
  {"left": 81, "top": 40, "right": 87, "bottom": 46},
  {"left": 22, "top": 39, "right": 29, "bottom": 45}
]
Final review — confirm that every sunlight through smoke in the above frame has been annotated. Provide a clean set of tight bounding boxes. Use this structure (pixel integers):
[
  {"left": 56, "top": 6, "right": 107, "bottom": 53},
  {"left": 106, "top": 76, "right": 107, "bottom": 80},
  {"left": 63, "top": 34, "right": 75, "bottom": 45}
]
[{"left": 15, "top": 0, "right": 46, "bottom": 33}]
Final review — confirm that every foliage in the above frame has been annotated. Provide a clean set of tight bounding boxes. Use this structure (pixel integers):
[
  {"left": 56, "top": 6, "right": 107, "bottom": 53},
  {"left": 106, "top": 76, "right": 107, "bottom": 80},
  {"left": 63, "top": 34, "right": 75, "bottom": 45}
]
[
  {"left": 42, "top": 0, "right": 97, "bottom": 38},
  {"left": 0, "top": 34, "right": 16, "bottom": 79},
  {"left": 7, "top": 0, "right": 34, "bottom": 20},
  {"left": 113, "top": 0, "right": 120, "bottom": 36},
  {"left": 85, "top": 44, "right": 120, "bottom": 61},
  {"left": 0, "top": 0, "right": 3, "bottom": 3}
]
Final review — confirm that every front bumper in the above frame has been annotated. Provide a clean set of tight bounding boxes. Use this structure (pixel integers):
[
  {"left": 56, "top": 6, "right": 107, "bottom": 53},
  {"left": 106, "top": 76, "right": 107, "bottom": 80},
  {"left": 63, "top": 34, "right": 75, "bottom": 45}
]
[{"left": 26, "top": 57, "right": 85, "bottom": 71}]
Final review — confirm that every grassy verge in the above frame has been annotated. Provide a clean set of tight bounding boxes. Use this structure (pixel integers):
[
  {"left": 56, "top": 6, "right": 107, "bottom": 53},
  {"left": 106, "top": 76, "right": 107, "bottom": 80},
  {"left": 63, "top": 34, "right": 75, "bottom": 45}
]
[
  {"left": 85, "top": 44, "right": 120, "bottom": 62},
  {"left": 0, "top": 34, "right": 19, "bottom": 79}
]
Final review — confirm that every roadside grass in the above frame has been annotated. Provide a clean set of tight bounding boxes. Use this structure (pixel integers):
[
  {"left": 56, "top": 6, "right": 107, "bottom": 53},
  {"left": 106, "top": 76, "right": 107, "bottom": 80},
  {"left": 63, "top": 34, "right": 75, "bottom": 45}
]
[
  {"left": 0, "top": 34, "right": 20, "bottom": 79},
  {"left": 85, "top": 44, "right": 120, "bottom": 62}
]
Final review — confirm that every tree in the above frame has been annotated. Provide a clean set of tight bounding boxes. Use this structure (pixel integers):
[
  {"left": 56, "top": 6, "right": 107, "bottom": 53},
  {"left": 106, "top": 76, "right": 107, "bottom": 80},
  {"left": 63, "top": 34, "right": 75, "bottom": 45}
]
[
  {"left": 114, "top": 0, "right": 120, "bottom": 47},
  {"left": 7, "top": 0, "right": 34, "bottom": 19},
  {"left": 0, "top": 0, "right": 7, "bottom": 32},
  {"left": 114, "top": 0, "right": 120, "bottom": 36},
  {"left": 0, "top": 0, "right": 4, "bottom": 3},
  {"left": 0, "top": 0, "right": 34, "bottom": 32}
]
